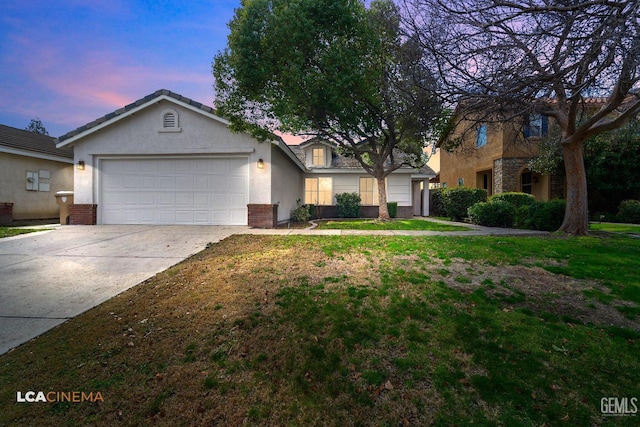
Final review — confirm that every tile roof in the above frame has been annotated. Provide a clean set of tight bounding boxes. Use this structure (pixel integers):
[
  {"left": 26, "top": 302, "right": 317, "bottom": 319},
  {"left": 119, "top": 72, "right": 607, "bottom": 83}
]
[
  {"left": 0, "top": 124, "right": 73, "bottom": 160},
  {"left": 57, "top": 89, "right": 218, "bottom": 143},
  {"left": 288, "top": 139, "right": 435, "bottom": 175}
]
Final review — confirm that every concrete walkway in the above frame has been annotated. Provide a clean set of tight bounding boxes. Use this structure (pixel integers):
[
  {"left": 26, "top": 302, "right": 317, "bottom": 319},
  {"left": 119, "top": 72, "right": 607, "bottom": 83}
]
[
  {"left": 0, "top": 225, "right": 245, "bottom": 355},
  {"left": 240, "top": 217, "right": 549, "bottom": 237}
]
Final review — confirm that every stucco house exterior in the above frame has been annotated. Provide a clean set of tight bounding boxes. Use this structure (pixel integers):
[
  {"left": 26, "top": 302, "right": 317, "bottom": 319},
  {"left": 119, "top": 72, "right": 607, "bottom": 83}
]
[
  {"left": 0, "top": 124, "right": 74, "bottom": 223},
  {"left": 439, "top": 113, "right": 565, "bottom": 201},
  {"left": 56, "top": 90, "right": 434, "bottom": 227}
]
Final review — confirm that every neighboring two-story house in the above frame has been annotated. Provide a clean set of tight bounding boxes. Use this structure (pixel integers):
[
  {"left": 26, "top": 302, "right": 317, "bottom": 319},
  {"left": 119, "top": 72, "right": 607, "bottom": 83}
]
[{"left": 439, "top": 113, "right": 565, "bottom": 201}]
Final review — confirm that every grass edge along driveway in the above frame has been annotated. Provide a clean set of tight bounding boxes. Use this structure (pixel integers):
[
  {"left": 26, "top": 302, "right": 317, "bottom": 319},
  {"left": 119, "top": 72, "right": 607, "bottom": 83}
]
[{"left": 1, "top": 234, "right": 638, "bottom": 426}]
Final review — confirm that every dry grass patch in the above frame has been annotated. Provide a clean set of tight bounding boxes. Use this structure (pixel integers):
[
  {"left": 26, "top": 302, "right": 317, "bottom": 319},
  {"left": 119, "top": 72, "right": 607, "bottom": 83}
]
[{"left": 1, "top": 234, "right": 639, "bottom": 426}]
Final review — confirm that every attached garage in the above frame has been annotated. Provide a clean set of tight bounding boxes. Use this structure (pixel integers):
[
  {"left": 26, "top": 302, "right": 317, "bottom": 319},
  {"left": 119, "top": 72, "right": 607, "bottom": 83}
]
[
  {"left": 99, "top": 157, "right": 248, "bottom": 225},
  {"left": 56, "top": 89, "right": 306, "bottom": 227}
]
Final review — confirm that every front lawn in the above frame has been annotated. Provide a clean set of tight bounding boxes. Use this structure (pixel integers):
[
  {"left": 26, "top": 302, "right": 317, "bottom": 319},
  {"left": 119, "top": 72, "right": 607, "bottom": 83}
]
[
  {"left": 0, "top": 227, "right": 49, "bottom": 239},
  {"left": 590, "top": 222, "right": 640, "bottom": 234},
  {"left": 1, "top": 234, "right": 639, "bottom": 426},
  {"left": 315, "top": 218, "right": 470, "bottom": 231}
]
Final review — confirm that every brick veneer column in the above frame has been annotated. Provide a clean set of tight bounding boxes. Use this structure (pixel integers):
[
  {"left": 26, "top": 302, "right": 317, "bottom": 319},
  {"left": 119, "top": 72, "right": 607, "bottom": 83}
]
[
  {"left": 247, "top": 204, "right": 278, "bottom": 228},
  {"left": 69, "top": 204, "right": 97, "bottom": 225},
  {"left": 0, "top": 203, "right": 13, "bottom": 224}
]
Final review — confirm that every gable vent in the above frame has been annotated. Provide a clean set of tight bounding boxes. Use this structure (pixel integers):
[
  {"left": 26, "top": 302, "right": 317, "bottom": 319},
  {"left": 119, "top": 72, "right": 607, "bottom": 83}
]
[{"left": 163, "top": 112, "right": 176, "bottom": 128}]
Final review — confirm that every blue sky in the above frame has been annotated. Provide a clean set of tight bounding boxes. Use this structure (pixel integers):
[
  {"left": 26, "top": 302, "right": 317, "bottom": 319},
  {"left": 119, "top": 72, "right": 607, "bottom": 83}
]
[{"left": 0, "top": 1, "right": 239, "bottom": 137}]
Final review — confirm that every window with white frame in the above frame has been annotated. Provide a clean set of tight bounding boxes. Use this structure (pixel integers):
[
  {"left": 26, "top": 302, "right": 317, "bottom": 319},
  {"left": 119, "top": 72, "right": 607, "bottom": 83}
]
[
  {"left": 312, "top": 147, "right": 325, "bottom": 166},
  {"left": 305, "top": 177, "right": 332, "bottom": 205},
  {"left": 359, "top": 177, "right": 378, "bottom": 205}
]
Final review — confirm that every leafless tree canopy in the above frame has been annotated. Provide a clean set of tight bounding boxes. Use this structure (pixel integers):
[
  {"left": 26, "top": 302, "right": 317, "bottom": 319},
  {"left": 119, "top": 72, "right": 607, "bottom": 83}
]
[{"left": 406, "top": 0, "right": 640, "bottom": 141}]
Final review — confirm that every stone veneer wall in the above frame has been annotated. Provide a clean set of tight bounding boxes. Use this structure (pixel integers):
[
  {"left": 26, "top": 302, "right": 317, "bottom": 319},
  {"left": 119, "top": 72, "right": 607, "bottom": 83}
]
[
  {"left": 493, "top": 158, "right": 530, "bottom": 194},
  {"left": 69, "top": 204, "right": 97, "bottom": 225}
]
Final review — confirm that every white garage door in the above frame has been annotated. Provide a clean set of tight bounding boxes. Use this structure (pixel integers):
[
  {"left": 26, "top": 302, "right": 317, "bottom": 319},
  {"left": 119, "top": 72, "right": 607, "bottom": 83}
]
[{"left": 99, "top": 157, "right": 248, "bottom": 225}]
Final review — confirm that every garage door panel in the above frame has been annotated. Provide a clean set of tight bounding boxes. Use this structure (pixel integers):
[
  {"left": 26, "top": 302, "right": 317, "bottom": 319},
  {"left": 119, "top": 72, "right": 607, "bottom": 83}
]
[{"left": 100, "top": 158, "right": 248, "bottom": 225}]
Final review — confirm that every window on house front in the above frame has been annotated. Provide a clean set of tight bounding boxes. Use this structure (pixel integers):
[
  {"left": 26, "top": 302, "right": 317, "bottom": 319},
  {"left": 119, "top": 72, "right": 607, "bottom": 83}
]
[
  {"left": 476, "top": 124, "right": 487, "bottom": 148},
  {"left": 312, "top": 147, "right": 325, "bottom": 166},
  {"left": 521, "top": 170, "right": 532, "bottom": 194},
  {"left": 359, "top": 177, "right": 378, "bottom": 205},
  {"left": 305, "top": 177, "right": 332, "bottom": 205},
  {"left": 524, "top": 114, "right": 548, "bottom": 138}
]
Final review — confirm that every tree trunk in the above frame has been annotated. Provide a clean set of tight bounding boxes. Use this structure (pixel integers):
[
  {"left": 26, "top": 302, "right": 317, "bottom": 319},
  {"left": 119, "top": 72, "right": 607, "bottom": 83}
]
[
  {"left": 377, "top": 176, "right": 390, "bottom": 221},
  {"left": 559, "top": 141, "right": 589, "bottom": 235}
]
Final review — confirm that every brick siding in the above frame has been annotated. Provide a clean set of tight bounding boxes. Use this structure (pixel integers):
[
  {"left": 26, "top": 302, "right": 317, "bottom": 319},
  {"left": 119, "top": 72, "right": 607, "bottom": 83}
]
[
  {"left": 247, "top": 204, "right": 278, "bottom": 228},
  {"left": 69, "top": 204, "right": 97, "bottom": 225},
  {"left": 0, "top": 203, "right": 13, "bottom": 224}
]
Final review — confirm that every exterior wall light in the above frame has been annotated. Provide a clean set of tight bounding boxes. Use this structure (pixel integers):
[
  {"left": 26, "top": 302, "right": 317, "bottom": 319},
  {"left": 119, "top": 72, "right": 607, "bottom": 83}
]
[
  {"left": 77, "top": 160, "right": 85, "bottom": 171},
  {"left": 257, "top": 159, "right": 264, "bottom": 169}
]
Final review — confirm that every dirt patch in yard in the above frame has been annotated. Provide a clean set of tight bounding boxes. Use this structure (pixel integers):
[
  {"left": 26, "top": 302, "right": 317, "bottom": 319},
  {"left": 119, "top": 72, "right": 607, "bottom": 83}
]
[{"left": 438, "top": 260, "right": 640, "bottom": 331}]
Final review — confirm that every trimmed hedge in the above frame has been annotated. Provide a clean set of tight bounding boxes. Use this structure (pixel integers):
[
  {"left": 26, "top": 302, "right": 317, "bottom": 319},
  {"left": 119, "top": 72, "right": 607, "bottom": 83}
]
[
  {"left": 387, "top": 202, "right": 398, "bottom": 218},
  {"left": 468, "top": 200, "right": 516, "bottom": 227},
  {"left": 335, "top": 192, "right": 361, "bottom": 218},
  {"left": 430, "top": 188, "right": 446, "bottom": 216},
  {"left": 442, "top": 187, "right": 488, "bottom": 221},
  {"left": 617, "top": 200, "right": 640, "bottom": 224},
  {"left": 516, "top": 199, "right": 566, "bottom": 231},
  {"left": 489, "top": 192, "right": 535, "bottom": 208}
]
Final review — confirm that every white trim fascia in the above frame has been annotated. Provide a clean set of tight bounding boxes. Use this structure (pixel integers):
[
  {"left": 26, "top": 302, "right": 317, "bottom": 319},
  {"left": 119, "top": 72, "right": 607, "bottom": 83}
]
[
  {"left": 56, "top": 94, "right": 230, "bottom": 148},
  {"left": 270, "top": 139, "right": 307, "bottom": 171},
  {"left": 0, "top": 146, "right": 74, "bottom": 164}
]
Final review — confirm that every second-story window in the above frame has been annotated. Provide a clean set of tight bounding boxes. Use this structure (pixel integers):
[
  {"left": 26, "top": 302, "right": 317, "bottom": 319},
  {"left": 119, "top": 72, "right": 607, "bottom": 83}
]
[
  {"left": 312, "top": 147, "right": 325, "bottom": 166},
  {"left": 476, "top": 124, "right": 487, "bottom": 148},
  {"left": 524, "top": 114, "right": 548, "bottom": 138}
]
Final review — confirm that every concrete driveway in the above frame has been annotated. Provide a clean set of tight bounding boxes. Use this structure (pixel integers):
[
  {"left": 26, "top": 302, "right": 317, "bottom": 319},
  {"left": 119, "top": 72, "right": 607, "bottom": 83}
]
[{"left": 0, "top": 225, "right": 245, "bottom": 355}]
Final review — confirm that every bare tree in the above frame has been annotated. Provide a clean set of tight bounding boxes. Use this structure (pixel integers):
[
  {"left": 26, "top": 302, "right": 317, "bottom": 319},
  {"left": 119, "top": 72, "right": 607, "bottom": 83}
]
[
  {"left": 405, "top": 0, "right": 640, "bottom": 234},
  {"left": 25, "top": 118, "right": 49, "bottom": 136}
]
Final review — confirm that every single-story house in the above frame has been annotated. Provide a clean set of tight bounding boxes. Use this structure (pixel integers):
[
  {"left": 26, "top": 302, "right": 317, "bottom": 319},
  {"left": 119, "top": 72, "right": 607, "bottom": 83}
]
[
  {"left": 56, "top": 90, "right": 434, "bottom": 227},
  {"left": 0, "top": 124, "right": 74, "bottom": 223}
]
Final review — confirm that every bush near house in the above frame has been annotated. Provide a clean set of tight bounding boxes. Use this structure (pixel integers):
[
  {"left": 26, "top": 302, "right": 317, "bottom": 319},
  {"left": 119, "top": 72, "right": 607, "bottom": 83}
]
[
  {"left": 617, "top": 200, "right": 640, "bottom": 224},
  {"left": 430, "top": 188, "right": 446, "bottom": 216},
  {"left": 515, "top": 199, "right": 566, "bottom": 231},
  {"left": 468, "top": 200, "right": 516, "bottom": 227},
  {"left": 335, "top": 192, "right": 361, "bottom": 218},
  {"left": 489, "top": 192, "right": 536, "bottom": 208},
  {"left": 291, "top": 199, "right": 314, "bottom": 223},
  {"left": 386, "top": 202, "right": 398, "bottom": 218},
  {"left": 442, "top": 187, "right": 488, "bottom": 221}
]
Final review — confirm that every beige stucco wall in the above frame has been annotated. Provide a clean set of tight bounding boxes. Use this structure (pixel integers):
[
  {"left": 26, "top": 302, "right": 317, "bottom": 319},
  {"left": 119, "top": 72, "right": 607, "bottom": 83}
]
[
  {"left": 0, "top": 153, "right": 73, "bottom": 219},
  {"left": 440, "top": 119, "right": 552, "bottom": 200},
  {"left": 66, "top": 99, "right": 278, "bottom": 207}
]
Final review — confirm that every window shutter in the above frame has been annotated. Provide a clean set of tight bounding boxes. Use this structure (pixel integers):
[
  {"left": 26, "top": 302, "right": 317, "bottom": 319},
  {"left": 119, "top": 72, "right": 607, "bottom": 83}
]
[{"left": 542, "top": 116, "right": 548, "bottom": 135}]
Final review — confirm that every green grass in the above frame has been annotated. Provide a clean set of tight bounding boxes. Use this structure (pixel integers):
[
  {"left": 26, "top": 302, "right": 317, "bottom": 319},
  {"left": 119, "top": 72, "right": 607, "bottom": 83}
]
[
  {"left": 0, "top": 227, "right": 50, "bottom": 238},
  {"left": 316, "top": 218, "right": 470, "bottom": 231},
  {"left": 1, "top": 234, "right": 638, "bottom": 426},
  {"left": 590, "top": 222, "right": 640, "bottom": 234}
]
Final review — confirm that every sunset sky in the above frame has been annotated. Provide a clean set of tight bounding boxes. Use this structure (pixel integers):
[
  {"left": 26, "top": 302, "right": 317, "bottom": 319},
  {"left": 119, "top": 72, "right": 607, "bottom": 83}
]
[{"left": 0, "top": 1, "right": 239, "bottom": 137}]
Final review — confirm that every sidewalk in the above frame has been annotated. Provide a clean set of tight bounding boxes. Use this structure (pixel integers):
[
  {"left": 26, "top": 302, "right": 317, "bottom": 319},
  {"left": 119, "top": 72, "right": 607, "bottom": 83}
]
[{"left": 239, "top": 217, "right": 549, "bottom": 237}]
